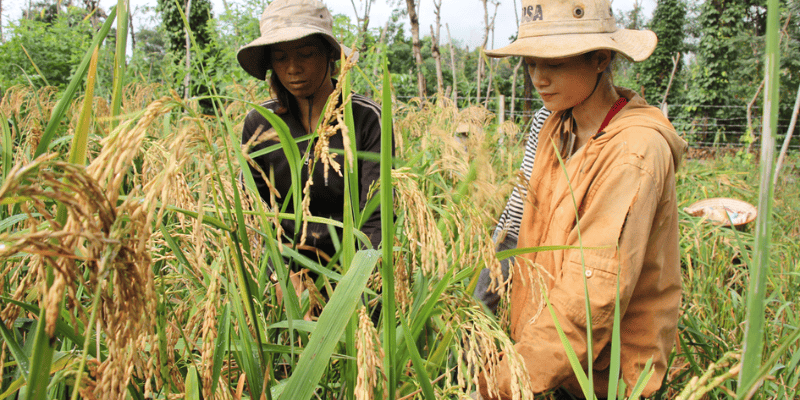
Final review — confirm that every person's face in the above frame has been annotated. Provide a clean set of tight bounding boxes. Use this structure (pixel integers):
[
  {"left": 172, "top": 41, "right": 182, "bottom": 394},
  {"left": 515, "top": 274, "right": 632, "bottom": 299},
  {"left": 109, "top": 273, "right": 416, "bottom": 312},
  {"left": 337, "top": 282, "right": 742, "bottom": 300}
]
[
  {"left": 270, "top": 36, "right": 332, "bottom": 99},
  {"left": 524, "top": 51, "right": 609, "bottom": 111}
]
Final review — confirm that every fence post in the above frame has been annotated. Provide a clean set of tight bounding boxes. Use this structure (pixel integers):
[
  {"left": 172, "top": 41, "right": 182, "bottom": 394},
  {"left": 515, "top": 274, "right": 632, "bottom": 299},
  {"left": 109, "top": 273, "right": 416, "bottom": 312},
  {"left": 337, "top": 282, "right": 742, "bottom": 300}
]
[{"left": 498, "top": 94, "right": 505, "bottom": 124}]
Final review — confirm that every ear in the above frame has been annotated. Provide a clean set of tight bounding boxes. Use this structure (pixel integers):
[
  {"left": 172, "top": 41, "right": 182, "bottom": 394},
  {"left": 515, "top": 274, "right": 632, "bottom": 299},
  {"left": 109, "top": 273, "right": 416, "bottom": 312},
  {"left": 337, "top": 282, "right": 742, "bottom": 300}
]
[{"left": 593, "top": 50, "right": 613, "bottom": 73}]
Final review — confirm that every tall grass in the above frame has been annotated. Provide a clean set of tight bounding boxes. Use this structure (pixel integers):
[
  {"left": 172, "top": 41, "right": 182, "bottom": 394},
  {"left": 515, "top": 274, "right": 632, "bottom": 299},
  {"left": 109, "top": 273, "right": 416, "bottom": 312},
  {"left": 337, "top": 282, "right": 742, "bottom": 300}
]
[{"left": 1, "top": 3, "right": 799, "bottom": 400}]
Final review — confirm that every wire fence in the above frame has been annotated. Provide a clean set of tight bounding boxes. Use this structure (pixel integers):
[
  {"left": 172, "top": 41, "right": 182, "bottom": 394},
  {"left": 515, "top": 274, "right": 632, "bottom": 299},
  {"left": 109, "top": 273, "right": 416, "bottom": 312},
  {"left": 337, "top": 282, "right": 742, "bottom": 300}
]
[{"left": 396, "top": 95, "right": 800, "bottom": 151}]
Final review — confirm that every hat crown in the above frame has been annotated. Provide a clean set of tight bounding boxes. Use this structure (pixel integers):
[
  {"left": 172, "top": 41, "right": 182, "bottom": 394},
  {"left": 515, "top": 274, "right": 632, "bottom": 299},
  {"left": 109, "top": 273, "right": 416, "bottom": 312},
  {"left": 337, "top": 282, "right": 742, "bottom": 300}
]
[
  {"left": 260, "top": 0, "right": 333, "bottom": 37},
  {"left": 518, "top": 0, "right": 617, "bottom": 38}
]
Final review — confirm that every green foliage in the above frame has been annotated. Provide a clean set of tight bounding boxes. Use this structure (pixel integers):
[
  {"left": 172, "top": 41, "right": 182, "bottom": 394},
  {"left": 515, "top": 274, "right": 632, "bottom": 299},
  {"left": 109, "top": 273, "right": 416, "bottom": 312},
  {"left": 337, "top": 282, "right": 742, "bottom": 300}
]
[
  {"left": 634, "top": 0, "right": 686, "bottom": 105},
  {"left": 0, "top": 7, "right": 111, "bottom": 92},
  {"left": 684, "top": 0, "right": 765, "bottom": 130},
  {"left": 157, "top": 0, "right": 217, "bottom": 112}
]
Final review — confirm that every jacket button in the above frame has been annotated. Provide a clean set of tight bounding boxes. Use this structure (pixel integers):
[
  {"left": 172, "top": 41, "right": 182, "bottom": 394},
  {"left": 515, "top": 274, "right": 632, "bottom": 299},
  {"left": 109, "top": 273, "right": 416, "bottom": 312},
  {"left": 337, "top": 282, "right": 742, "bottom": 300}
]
[{"left": 585, "top": 270, "right": 593, "bottom": 278}]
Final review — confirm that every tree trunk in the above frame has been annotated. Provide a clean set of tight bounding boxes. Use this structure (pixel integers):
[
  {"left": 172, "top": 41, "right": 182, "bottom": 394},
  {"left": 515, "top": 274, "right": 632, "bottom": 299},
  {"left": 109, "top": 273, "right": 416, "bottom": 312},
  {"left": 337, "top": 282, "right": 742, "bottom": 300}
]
[
  {"left": 745, "top": 79, "right": 765, "bottom": 154},
  {"left": 510, "top": 58, "right": 522, "bottom": 116},
  {"left": 446, "top": 23, "right": 458, "bottom": 103},
  {"left": 350, "top": 0, "right": 374, "bottom": 47},
  {"left": 431, "top": 0, "right": 443, "bottom": 95},
  {"left": 477, "top": 0, "right": 497, "bottom": 105},
  {"left": 183, "top": 0, "right": 192, "bottom": 99},
  {"left": 405, "top": 0, "right": 426, "bottom": 98},
  {"left": 774, "top": 83, "right": 800, "bottom": 186},
  {"left": 129, "top": 4, "right": 136, "bottom": 51}
]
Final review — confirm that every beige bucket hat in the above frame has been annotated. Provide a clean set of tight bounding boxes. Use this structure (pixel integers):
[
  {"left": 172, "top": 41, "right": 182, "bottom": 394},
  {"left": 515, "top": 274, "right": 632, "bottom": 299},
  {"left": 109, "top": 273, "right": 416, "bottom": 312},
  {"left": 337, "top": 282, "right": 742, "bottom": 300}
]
[
  {"left": 486, "top": 0, "right": 656, "bottom": 61},
  {"left": 237, "top": 0, "right": 352, "bottom": 80}
]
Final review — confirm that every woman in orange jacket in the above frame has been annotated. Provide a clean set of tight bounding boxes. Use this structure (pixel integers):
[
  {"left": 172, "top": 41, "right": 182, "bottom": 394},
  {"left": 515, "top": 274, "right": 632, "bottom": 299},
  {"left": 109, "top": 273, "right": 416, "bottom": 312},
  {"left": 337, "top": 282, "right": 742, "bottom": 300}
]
[{"left": 477, "top": 0, "right": 687, "bottom": 398}]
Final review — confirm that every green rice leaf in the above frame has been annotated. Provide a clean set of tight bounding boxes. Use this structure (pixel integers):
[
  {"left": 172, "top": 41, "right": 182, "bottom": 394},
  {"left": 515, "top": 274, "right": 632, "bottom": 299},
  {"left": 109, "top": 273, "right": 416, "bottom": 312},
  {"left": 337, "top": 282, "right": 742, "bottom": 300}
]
[
  {"left": 495, "top": 244, "right": 609, "bottom": 261},
  {"left": 109, "top": 0, "right": 129, "bottom": 129},
  {"left": 1, "top": 112, "right": 12, "bottom": 183},
  {"left": 184, "top": 366, "right": 200, "bottom": 400},
  {"left": 544, "top": 291, "right": 594, "bottom": 400},
  {"left": 738, "top": 0, "right": 779, "bottom": 393},
  {"left": 399, "top": 314, "right": 435, "bottom": 400},
  {"left": 67, "top": 46, "right": 98, "bottom": 166},
  {"left": 607, "top": 256, "right": 623, "bottom": 400},
  {"left": 628, "top": 358, "right": 655, "bottom": 399},
  {"left": 379, "top": 54, "right": 398, "bottom": 400},
  {"left": 209, "top": 304, "right": 231, "bottom": 396},
  {"left": 250, "top": 103, "right": 303, "bottom": 237},
  {"left": 22, "top": 316, "right": 55, "bottom": 400},
  {"left": 0, "top": 323, "right": 29, "bottom": 379},
  {"left": 278, "top": 249, "right": 380, "bottom": 400}
]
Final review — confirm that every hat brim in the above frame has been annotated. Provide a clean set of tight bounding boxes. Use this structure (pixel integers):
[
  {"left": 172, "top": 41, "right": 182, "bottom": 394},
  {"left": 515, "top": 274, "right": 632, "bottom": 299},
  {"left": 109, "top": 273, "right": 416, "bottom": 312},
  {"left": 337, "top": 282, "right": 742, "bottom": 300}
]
[
  {"left": 237, "top": 29, "right": 352, "bottom": 81},
  {"left": 485, "top": 29, "right": 657, "bottom": 62}
]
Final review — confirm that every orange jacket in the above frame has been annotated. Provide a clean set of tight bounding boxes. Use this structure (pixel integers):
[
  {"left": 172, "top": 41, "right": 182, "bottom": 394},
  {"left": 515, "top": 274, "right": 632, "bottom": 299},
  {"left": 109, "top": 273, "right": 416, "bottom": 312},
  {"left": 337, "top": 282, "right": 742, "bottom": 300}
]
[{"left": 480, "top": 88, "right": 687, "bottom": 399}]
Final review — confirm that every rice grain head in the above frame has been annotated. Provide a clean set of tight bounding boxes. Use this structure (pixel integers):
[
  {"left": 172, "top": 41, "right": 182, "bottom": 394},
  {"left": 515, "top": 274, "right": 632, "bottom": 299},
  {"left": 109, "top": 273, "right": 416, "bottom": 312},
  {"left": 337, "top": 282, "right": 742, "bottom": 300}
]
[{"left": 355, "top": 306, "right": 387, "bottom": 400}]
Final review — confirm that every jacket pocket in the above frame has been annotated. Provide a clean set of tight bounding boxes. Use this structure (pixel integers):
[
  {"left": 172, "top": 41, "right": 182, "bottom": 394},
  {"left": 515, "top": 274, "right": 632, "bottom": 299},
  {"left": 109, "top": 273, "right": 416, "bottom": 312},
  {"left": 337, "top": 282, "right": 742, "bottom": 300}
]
[{"left": 552, "top": 250, "right": 619, "bottom": 328}]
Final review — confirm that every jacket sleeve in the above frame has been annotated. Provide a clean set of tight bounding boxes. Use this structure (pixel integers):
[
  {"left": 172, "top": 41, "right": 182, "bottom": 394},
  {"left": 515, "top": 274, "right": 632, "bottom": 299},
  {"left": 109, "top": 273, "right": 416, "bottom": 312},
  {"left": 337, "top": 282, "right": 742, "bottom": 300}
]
[{"left": 483, "top": 142, "right": 669, "bottom": 399}]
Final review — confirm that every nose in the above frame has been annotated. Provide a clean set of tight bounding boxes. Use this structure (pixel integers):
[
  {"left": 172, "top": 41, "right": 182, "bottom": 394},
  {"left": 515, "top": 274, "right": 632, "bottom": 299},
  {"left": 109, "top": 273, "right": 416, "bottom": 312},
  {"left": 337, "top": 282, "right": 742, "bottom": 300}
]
[
  {"left": 529, "top": 64, "right": 548, "bottom": 89},
  {"left": 286, "top": 56, "right": 302, "bottom": 75}
]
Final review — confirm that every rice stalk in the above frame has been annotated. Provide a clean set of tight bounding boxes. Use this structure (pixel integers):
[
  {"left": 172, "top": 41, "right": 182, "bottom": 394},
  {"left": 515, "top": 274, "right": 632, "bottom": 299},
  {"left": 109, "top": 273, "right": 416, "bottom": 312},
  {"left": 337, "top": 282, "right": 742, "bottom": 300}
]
[{"left": 737, "top": 0, "right": 780, "bottom": 394}]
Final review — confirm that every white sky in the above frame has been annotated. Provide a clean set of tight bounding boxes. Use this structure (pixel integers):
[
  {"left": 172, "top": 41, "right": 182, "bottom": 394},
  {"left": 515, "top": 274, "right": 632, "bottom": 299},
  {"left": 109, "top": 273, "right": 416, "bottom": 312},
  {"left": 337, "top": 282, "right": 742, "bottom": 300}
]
[{"left": 2, "top": 0, "right": 655, "bottom": 49}]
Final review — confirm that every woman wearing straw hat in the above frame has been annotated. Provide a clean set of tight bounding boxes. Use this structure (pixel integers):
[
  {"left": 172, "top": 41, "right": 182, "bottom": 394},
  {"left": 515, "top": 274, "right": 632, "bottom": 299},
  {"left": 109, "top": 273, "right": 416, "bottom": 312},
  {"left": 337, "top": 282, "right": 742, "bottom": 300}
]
[
  {"left": 237, "top": 0, "right": 389, "bottom": 265},
  {"left": 477, "top": 0, "right": 687, "bottom": 398}
]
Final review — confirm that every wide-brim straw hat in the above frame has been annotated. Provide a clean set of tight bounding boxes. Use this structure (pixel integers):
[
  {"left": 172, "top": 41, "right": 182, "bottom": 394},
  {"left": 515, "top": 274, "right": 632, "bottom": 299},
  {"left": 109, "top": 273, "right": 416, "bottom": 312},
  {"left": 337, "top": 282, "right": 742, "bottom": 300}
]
[
  {"left": 486, "top": 0, "right": 656, "bottom": 62},
  {"left": 237, "top": 0, "right": 352, "bottom": 81}
]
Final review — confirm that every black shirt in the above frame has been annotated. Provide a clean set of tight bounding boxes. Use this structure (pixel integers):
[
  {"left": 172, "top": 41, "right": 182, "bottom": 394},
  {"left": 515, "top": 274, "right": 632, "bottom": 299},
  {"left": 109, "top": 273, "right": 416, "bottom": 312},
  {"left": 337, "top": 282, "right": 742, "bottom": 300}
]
[{"left": 241, "top": 91, "right": 390, "bottom": 259}]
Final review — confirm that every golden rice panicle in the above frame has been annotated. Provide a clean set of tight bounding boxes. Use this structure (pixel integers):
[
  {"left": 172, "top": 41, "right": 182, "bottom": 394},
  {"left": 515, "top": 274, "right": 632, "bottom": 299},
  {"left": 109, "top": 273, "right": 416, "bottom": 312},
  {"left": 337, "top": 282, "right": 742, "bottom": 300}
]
[
  {"left": 201, "top": 271, "right": 221, "bottom": 399},
  {"left": 453, "top": 304, "right": 534, "bottom": 400},
  {"left": 355, "top": 306, "right": 387, "bottom": 400},
  {"left": 292, "top": 50, "right": 359, "bottom": 246},
  {"left": 315, "top": 49, "right": 360, "bottom": 177},
  {"left": 86, "top": 95, "right": 179, "bottom": 202},
  {"left": 392, "top": 244, "right": 411, "bottom": 314},
  {"left": 392, "top": 168, "right": 447, "bottom": 278},
  {"left": 0, "top": 155, "right": 118, "bottom": 337}
]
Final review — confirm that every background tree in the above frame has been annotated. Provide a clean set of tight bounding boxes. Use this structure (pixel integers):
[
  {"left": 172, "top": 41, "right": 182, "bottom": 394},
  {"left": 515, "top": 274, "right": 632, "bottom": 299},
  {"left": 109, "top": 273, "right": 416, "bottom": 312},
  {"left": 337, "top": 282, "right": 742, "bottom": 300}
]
[
  {"left": 476, "top": 0, "right": 499, "bottom": 104},
  {"left": 404, "top": 0, "right": 426, "bottom": 97},
  {"left": 349, "top": 0, "right": 375, "bottom": 46},
  {"left": 633, "top": 0, "right": 686, "bottom": 106},
  {"left": 0, "top": 3, "right": 112, "bottom": 92},
  {"left": 685, "top": 0, "right": 767, "bottom": 139},
  {"left": 430, "top": 0, "right": 443, "bottom": 95},
  {"left": 157, "top": 0, "right": 215, "bottom": 112}
]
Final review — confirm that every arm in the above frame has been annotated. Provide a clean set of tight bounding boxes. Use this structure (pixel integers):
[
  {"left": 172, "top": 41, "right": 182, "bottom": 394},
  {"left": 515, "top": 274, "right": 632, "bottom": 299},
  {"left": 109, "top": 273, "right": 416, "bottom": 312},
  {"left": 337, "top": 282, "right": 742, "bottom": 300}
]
[{"left": 475, "top": 107, "right": 551, "bottom": 312}]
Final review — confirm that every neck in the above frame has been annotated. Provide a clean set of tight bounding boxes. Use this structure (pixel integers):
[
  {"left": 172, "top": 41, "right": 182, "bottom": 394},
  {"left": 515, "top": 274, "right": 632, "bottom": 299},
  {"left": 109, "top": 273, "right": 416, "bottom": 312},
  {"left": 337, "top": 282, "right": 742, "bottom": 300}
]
[
  {"left": 571, "top": 75, "right": 619, "bottom": 145},
  {"left": 297, "top": 79, "right": 335, "bottom": 133}
]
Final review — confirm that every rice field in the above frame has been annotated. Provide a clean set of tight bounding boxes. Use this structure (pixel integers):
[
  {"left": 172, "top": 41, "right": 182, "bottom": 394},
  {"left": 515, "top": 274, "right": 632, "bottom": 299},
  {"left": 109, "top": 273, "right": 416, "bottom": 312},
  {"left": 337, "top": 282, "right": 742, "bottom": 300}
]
[{"left": 1, "top": 20, "right": 800, "bottom": 400}]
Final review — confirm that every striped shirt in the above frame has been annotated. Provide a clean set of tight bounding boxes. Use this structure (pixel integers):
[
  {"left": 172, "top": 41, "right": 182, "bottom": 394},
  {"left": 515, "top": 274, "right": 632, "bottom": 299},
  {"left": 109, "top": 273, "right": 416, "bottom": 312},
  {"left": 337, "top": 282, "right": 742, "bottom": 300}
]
[{"left": 493, "top": 107, "right": 552, "bottom": 244}]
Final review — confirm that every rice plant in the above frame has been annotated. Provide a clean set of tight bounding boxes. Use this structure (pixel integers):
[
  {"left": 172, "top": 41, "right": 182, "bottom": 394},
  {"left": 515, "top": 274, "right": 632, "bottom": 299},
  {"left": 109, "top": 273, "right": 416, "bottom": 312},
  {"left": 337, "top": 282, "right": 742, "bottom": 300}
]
[{"left": 1, "top": 1, "right": 799, "bottom": 398}]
